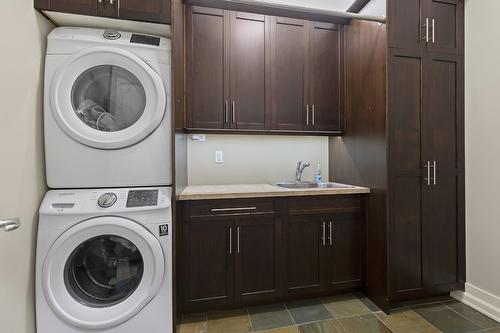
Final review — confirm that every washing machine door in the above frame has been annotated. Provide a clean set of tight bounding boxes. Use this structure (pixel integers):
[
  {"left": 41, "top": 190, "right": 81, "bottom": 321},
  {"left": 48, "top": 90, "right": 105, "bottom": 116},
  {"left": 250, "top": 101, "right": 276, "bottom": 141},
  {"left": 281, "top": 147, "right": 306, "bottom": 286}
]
[
  {"left": 42, "top": 216, "right": 165, "bottom": 330},
  {"left": 50, "top": 46, "right": 166, "bottom": 149}
]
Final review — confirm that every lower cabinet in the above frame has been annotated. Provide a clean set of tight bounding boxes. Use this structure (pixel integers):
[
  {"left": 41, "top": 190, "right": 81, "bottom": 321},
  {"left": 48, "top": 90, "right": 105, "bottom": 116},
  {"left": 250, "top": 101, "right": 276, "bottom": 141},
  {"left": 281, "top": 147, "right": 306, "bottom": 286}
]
[
  {"left": 180, "top": 195, "right": 364, "bottom": 312},
  {"left": 182, "top": 218, "right": 234, "bottom": 310},
  {"left": 285, "top": 212, "right": 362, "bottom": 297}
]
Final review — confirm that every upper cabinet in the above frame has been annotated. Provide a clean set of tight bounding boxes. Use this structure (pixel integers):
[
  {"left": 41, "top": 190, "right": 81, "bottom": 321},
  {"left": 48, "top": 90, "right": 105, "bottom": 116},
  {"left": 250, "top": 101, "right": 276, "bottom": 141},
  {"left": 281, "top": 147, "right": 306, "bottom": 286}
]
[
  {"left": 389, "top": 0, "right": 463, "bottom": 54},
  {"left": 186, "top": 7, "right": 270, "bottom": 130},
  {"left": 34, "top": 0, "right": 171, "bottom": 24},
  {"left": 308, "top": 22, "right": 342, "bottom": 131},
  {"left": 185, "top": 7, "right": 343, "bottom": 135}
]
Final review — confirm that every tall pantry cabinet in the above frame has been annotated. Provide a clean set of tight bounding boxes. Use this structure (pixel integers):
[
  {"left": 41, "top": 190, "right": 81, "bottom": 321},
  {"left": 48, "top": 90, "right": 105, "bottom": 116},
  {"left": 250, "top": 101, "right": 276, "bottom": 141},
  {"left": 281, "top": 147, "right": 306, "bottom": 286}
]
[
  {"left": 330, "top": 0, "right": 465, "bottom": 312},
  {"left": 387, "top": 0, "right": 464, "bottom": 301}
]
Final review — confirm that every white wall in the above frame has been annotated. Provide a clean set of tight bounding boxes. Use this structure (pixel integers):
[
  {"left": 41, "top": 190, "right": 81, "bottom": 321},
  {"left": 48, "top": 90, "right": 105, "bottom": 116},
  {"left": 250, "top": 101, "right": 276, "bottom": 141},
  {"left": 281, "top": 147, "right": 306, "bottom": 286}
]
[
  {"left": 451, "top": 0, "right": 500, "bottom": 322},
  {"left": 187, "top": 134, "right": 329, "bottom": 185},
  {"left": 0, "top": 1, "right": 53, "bottom": 332}
]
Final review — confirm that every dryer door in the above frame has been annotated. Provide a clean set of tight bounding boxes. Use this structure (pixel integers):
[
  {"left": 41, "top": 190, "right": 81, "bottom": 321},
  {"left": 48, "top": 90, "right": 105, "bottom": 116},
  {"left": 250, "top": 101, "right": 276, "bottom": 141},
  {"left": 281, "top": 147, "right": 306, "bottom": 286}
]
[
  {"left": 42, "top": 216, "right": 165, "bottom": 330},
  {"left": 50, "top": 46, "right": 166, "bottom": 149}
]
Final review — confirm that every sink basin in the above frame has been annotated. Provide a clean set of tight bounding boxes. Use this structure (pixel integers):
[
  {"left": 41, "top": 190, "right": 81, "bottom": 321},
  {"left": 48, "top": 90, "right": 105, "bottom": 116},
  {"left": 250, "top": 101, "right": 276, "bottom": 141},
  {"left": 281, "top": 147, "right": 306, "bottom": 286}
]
[{"left": 274, "top": 182, "right": 356, "bottom": 189}]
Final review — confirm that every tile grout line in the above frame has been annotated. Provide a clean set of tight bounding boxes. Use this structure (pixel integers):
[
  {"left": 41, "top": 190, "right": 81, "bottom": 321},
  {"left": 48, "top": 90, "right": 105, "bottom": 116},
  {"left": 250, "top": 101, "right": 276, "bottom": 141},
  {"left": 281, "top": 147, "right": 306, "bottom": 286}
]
[
  {"left": 441, "top": 301, "right": 498, "bottom": 330},
  {"left": 409, "top": 303, "right": 448, "bottom": 333},
  {"left": 246, "top": 307, "right": 254, "bottom": 332},
  {"left": 283, "top": 302, "right": 298, "bottom": 327}
]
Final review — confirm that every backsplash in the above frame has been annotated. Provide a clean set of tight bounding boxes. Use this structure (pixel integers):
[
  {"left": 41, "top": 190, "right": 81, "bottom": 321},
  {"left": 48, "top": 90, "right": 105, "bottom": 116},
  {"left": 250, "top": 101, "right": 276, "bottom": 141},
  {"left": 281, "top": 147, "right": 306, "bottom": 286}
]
[{"left": 187, "top": 134, "right": 329, "bottom": 185}]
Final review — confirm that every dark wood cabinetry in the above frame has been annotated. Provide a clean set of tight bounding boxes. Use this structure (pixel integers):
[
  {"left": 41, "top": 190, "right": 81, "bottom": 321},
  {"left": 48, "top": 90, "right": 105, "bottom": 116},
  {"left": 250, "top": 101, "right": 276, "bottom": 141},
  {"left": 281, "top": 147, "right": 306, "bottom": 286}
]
[
  {"left": 186, "top": 7, "right": 227, "bottom": 129},
  {"left": 285, "top": 215, "right": 323, "bottom": 295},
  {"left": 308, "top": 22, "right": 342, "bottom": 131},
  {"left": 183, "top": 217, "right": 234, "bottom": 309},
  {"left": 181, "top": 198, "right": 280, "bottom": 311},
  {"left": 185, "top": 7, "right": 342, "bottom": 134},
  {"left": 331, "top": 0, "right": 464, "bottom": 312},
  {"left": 273, "top": 17, "right": 308, "bottom": 131},
  {"left": 285, "top": 196, "right": 363, "bottom": 297},
  {"left": 180, "top": 195, "right": 364, "bottom": 312},
  {"left": 186, "top": 7, "right": 270, "bottom": 130},
  {"left": 234, "top": 214, "right": 281, "bottom": 303},
  {"left": 35, "top": 0, "right": 171, "bottom": 24},
  {"left": 387, "top": 23, "right": 463, "bottom": 301},
  {"left": 389, "top": 0, "right": 463, "bottom": 54}
]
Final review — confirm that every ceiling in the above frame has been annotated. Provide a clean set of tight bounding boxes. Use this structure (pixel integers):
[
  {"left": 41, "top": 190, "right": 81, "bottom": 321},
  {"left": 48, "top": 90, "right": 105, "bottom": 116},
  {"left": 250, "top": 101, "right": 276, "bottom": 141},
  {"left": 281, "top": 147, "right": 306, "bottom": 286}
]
[{"left": 252, "top": 0, "right": 359, "bottom": 12}]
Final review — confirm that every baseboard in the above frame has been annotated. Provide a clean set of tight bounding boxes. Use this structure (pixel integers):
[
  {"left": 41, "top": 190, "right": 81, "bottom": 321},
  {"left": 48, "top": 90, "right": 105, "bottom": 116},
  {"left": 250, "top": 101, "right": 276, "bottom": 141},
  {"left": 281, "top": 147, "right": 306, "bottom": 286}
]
[{"left": 451, "top": 283, "right": 500, "bottom": 322}]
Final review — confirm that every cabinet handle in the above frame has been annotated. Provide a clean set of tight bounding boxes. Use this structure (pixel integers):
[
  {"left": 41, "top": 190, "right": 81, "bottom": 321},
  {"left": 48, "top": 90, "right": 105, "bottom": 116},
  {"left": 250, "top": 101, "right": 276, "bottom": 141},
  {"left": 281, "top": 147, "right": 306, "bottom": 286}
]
[
  {"left": 229, "top": 227, "right": 233, "bottom": 255},
  {"left": 321, "top": 222, "right": 326, "bottom": 246},
  {"left": 422, "top": 18, "right": 429, "bottom": 43},
  {"left": 424, "top": 161, "right": 431, "bottom": 186},
  {"left": 211, "top": 207, "right": 257, "bottom": 213},
  {"left": 329, "top": 221, "right": 333, "bottom": 246},
  {"left": 312, "top": 105, "right": 316, "bottom": 126},
  {"left": 237, "top": 227, "right": 240, "bottom": 254},
  {"left": 306, "top": 105, "right": 310, "bottom": 126},
  {"left": 432, "top": 18, "right": 435, "bottom": 44},
  {"left": 232, "top": 101, "right": 236, "bottom": 124},
  {"left": 224, "top": 100, "right": 229, "bottom": 124},
  {"left": 433, "top": 161, "right": 437, "bottom": 185}
]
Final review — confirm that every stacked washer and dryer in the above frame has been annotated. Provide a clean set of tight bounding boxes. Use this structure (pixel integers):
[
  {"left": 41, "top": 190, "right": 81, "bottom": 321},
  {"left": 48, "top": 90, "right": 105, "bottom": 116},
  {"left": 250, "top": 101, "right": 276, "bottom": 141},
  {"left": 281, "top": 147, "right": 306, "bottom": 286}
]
[{"left": 36, "top": 27, "right": 173, "bottom": 333}]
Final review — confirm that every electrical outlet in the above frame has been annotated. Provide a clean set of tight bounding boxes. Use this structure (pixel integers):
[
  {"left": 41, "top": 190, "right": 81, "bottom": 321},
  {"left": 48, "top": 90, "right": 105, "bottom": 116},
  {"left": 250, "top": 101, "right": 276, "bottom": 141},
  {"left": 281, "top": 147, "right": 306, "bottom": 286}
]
[
  {"left": 191, "top": 134, "right": 206, "bottom": 142},
  {"left": 215, "top": 150, "right": 223, "bottom": 164}
]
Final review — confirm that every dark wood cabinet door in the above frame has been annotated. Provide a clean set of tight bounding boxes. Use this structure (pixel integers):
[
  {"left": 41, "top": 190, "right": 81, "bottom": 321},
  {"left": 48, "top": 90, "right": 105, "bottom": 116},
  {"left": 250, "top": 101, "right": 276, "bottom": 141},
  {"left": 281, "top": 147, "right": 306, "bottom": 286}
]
[
  {"left": 424, "top": 0, "right": 463, "bottom": 55},
  {"left": 186, "top": 7, "right": 229, "bottom": 129},
  {"left": 229, "top": 12, "right": 270, "bottom": 130},
  {"left": 388, "top": 0, "right": 425, "bottom": 50},
  {"left": 388, "top": 49, "right": 428, "bottom": 298},
  {"left": 272, "top": 17, "right": 308, "bottom": 131},
  {"left": 423, "top": 53, "right": 464, "bottom": 290},
  {"left": 325, "top": 214, "right": 362, "bottom": 290},
  {"left": 182, "top": 218, "right": 234, "bottom": 311},
  {"left": 285, "top": 215, "right": 323, "bottom": 296},
  {"left": 119, "top": 0, "right": 171, "bottom": 24},
  {"left": 42, "top": 0, "right": 98, "bottom": 16},
  {"left": 309, "top": 22, "right": 341, "bottom": 131},
  {"left": 234, "top": 214, "right": 281, "bottom": 303}
]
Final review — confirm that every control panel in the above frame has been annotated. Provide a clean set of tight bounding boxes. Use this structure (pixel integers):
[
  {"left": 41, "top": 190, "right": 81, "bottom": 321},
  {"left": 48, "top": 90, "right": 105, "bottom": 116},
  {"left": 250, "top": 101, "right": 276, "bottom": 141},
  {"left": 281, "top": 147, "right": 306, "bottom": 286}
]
[
  {"left": 40, "top": 187, "right": 171, "bottom": 215},
  {"left": 126, "top": 190, "right": 159, "bottom": 208}
]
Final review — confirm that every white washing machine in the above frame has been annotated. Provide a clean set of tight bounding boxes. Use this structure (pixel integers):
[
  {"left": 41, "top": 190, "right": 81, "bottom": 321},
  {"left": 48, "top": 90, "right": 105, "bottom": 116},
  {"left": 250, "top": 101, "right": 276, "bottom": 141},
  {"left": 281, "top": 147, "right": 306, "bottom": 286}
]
[
  {"left": 44, "top": 27, "right": 171, "bottom": 188},
  {"left": 36, "top": 187, "right": 172, "bottom": 333}
]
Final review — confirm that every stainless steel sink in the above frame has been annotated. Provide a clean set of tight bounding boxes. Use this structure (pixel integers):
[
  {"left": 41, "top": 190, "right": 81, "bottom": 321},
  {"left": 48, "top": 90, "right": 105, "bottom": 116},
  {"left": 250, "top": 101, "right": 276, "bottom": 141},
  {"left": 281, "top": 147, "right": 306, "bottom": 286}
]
[{"left": 274, "top": 182, "right": 356, "bottom": 189}]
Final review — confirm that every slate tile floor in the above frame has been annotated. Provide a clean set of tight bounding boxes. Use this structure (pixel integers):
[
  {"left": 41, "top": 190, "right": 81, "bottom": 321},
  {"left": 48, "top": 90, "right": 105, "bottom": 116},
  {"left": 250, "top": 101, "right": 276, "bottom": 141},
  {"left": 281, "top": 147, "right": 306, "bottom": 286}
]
[{"left": 179, "top": 294, "right": 500, "bottom": 333}]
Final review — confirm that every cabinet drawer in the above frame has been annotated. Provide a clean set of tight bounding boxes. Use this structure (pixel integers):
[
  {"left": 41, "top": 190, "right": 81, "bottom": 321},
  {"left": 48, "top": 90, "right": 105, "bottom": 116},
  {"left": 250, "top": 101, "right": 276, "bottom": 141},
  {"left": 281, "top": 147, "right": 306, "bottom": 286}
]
[
  {"left": 188, "top": 198, "right": 275, "bottom": 218},
  {"left": 287, "top": 195, "right": 362, "bottom": 216}
]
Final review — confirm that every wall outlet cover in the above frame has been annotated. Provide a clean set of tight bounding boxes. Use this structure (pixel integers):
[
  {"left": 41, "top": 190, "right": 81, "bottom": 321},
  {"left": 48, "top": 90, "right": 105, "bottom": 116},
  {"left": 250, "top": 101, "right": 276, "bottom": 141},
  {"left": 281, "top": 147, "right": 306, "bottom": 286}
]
[
  {"left": 215, "top": 150, "right": 223, "bottom": 164},
  {"left": 191, "top": 134, "right": 206, "bottom": 142}
]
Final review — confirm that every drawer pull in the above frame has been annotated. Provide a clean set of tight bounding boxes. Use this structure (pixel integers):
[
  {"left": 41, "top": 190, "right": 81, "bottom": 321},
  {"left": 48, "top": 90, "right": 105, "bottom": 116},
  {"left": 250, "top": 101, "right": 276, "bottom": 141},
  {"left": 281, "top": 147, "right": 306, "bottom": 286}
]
[{"left": 211, "top": 207, "right": 257, "bottom": 213}]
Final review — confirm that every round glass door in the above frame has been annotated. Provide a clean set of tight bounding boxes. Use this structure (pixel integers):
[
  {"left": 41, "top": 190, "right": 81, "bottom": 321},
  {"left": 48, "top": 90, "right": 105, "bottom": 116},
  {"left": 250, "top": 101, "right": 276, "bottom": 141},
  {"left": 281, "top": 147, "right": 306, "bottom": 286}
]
[
  {"left": 50, "top": 46, "right": 166, "bottom": 150},
  {"left": 65, "top": 235, "right": 144, "bottom": 308},
  {"left": 42, "top": 216, "right": 165, "bottom": 330},
  {"left": 71, "top": 66, "right": 146, "bottom": 133}
]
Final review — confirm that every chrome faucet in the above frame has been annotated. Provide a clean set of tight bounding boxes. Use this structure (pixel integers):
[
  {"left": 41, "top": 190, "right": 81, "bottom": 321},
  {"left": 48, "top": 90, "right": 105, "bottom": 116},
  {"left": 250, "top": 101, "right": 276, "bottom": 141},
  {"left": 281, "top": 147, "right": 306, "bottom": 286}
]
[{"left": 295, "top": 161, "right": 311, "bottom": 182}]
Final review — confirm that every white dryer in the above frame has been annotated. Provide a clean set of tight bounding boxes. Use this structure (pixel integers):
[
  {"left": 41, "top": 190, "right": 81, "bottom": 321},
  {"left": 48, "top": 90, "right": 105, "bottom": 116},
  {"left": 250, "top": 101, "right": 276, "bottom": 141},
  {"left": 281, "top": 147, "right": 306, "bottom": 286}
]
[
  {"left": 44, "top": 27, "right": 171, "bottom": 188},
  {"left": 36, "top": 187, "right": 172, "bottom": 333}
]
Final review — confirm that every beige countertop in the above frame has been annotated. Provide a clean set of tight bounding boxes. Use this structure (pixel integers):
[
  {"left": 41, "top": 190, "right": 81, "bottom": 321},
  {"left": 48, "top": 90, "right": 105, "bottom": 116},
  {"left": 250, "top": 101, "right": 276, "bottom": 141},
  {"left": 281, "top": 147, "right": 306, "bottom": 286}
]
[{"left": 177, "top": 183, "right": 370, "bottom": 201}]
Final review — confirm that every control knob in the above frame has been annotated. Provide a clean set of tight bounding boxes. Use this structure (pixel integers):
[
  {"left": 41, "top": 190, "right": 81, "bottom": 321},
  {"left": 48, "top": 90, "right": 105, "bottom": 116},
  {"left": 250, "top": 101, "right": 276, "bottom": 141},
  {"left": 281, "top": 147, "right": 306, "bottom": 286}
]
[{"left": 98, "top": 192, "right": 117, "bottom": 208}]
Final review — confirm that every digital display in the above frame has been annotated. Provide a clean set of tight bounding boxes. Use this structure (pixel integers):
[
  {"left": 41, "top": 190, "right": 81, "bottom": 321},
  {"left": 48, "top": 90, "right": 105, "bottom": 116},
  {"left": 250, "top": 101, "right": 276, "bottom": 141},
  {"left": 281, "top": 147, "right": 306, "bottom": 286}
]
[
  {"left": 130, "top": 34, "right": 160, "bottom": 46},
  {"left": 126, "top": 190, "right": 159, "bottom": 208}
]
